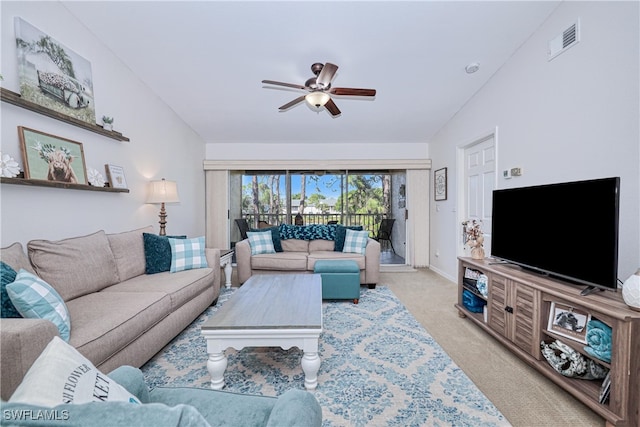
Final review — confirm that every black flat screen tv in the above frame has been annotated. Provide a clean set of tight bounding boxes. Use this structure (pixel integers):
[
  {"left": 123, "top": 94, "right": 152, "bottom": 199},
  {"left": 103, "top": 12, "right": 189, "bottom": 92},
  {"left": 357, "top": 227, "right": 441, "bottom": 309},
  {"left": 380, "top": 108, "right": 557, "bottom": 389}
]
[{"left": 490, "top": 177, "right": 620, "bottom": 294}]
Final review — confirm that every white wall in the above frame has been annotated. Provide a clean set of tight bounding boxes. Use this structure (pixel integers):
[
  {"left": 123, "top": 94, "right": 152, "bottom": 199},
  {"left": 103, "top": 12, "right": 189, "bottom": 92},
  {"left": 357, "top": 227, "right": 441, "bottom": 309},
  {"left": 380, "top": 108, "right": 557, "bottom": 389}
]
[
  {"left": 1, "top": 2, "right": 207, "bottom": 247},
  {"left": 206, "top": 141, "right": 427, "bottom": 161},
  {"left": 428, "top": 1, "right": 639, "bottom": 282}
]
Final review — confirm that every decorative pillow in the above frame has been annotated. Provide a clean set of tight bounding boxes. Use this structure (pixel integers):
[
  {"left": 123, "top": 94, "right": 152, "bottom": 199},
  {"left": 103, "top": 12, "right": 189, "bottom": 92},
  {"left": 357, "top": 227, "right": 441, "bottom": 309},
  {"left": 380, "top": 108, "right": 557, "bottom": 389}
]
[
  {"left": 304, "top": 224, "right": 337, "bottom": 241},
  {"left": 6, "top": 269, "right": 71, "bottom": 341},
  {"left": 342, "top": 229, "right": 369, "bottom": 255},
  {"left": 1, "top": 261, "right": 21, "bottom": 318},
  {"left": 143, "top": 233, "right": 187, "bottom": 274},
  {"left": 334, "top": 225, "right": 363, "bottom": 251},
  {"left": 169, "top": 236, "right": 208, "bottom": 273},
  {"left": 247, "top": 231, "right": 276, "bottom": 255},
  {"left": 279, "top": 224, "right": 306, "bottom": 240},
  {"left": 250, "top": 226, "right": 283, "bottom": 252},
  {"left": 540, "top": 340, "right": 608, "bottom": 380},
  {"left": 9, "top": 336, "right": 141, "bottom": 407}
]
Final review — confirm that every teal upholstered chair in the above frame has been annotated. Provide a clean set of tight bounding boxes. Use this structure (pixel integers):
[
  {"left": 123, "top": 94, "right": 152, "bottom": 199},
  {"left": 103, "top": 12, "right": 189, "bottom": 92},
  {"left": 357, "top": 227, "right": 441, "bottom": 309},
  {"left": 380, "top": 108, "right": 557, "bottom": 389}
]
[{"left": 1, "top": 366, "right": 322, "bottom": 427}]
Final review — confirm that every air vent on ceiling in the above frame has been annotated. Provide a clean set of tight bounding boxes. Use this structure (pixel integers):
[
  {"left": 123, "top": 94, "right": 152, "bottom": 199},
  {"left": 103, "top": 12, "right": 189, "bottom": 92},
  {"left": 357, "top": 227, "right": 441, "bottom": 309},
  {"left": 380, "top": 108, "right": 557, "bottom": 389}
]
[{"left": 548, "top": 19, "right": 580, "bottom": 61}]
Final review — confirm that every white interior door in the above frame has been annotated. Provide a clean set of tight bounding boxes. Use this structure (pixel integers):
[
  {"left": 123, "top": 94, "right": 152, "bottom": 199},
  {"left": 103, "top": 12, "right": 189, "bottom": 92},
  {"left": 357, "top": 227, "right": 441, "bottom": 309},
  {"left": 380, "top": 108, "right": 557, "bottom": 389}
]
[{"left": 463, "top": 136, "right": 496, "bottom": 256}]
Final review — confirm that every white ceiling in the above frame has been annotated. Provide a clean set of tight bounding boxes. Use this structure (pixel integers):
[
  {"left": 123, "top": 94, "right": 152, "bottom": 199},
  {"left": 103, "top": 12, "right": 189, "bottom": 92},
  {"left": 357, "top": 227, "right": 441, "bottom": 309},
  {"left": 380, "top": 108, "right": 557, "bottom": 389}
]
[{"left": 62, "top": 1, "right": 560, "bottom": 144}]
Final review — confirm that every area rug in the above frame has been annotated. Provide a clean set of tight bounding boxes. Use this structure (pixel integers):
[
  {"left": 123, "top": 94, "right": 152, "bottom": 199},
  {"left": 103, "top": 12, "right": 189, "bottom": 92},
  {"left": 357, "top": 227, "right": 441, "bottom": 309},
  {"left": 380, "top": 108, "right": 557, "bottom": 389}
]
[{"left": 141, "top": 286, "right": 509, "bottom": 426}]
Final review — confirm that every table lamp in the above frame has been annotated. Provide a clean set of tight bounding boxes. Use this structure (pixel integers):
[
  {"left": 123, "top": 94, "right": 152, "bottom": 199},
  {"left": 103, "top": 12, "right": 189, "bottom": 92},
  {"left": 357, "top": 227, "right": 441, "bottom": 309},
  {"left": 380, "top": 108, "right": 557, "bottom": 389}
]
[{"left": 146, "top": 178, "right": 179, "bottom": 236}]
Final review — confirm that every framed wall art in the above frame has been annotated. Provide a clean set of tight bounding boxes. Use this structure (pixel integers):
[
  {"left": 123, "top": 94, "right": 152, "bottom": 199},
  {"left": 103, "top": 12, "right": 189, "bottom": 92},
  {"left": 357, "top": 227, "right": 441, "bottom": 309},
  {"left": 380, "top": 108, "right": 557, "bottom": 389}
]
[
  {"left": 547, "top": 302, "right": 591, "bottom": 344},
  {"left": 14, "top": 17, "right": 96, "bottom": 125},
  {"left": 105, "top": 164, "right": 128, "bottom": 189},
  {"left": 434, "top": 167, "right": 447, "bottom": 201},
  {"left": 18, "top": 126, "right": 88, "bottom": 184}
]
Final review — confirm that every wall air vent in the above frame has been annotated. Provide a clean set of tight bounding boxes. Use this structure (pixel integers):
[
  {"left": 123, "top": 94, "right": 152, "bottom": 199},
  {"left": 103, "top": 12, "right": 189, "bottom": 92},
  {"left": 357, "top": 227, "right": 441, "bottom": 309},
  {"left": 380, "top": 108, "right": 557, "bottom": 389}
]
[{"left": 548, "top": 19, "right": 580, "bottom": 61}]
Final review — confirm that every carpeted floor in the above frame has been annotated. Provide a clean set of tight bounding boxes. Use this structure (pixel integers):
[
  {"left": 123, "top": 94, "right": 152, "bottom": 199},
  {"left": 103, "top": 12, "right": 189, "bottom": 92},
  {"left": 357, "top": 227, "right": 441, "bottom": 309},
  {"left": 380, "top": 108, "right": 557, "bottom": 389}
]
[
  {"left": 142, "top": 285, "right": 509, "bottom": 427},
  {"left": 384, "top": 268, "right": 603, "bottom": 427}
]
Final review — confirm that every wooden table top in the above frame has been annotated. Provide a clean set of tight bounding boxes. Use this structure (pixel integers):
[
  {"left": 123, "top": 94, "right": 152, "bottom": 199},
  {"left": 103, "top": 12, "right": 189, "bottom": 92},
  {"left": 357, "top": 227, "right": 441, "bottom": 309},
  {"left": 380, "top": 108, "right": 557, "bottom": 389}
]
[{"left": 202, "top": 274, "right": 322, "bottom": 330}]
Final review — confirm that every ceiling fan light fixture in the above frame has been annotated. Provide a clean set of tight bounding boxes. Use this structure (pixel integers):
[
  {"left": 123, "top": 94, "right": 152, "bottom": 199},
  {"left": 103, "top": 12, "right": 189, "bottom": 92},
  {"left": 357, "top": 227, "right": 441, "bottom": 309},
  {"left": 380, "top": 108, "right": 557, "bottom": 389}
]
[{"left": 305, "top": 92, "right": 330, "bottom": 108}]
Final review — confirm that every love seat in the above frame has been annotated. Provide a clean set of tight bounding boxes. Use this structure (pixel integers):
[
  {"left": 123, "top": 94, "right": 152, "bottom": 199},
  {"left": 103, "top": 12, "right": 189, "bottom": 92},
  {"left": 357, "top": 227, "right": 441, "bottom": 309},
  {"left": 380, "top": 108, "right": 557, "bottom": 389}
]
[
  {"left": 236, "top": 224, "right": 380, "bottom": 286},
  {"left": 0, "top": 226, "right": 220, "bottom": 400}
]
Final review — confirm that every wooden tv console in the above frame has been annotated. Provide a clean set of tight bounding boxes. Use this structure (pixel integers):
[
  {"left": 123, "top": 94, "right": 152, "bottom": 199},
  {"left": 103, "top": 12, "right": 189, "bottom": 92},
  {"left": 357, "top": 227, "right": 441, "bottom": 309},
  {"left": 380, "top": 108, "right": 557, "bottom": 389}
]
[{"left": 456, "top": 257, "right": 640, "bottom": 427}]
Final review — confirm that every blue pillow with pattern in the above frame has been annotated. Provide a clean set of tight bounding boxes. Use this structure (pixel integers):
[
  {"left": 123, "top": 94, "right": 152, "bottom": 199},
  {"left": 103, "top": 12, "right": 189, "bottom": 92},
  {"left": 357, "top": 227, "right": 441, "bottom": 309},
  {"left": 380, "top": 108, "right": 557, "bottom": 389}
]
[
  {"left": 250, "top": 226, "right": 283, "bottom": 252},
  {"left": 334, "top": 225, "right": 364, "bottom": 251},
  {"left": 169, "top": 236, "right": 208, "bottom": 273},
  {"left": 1, "top": 261, "right": 21, "bottom": 318},
  {"left": 342, "top": 229, "right": 369, "bottom": 254},
  {"left": 304, "top": 224, "right": 337, "bottom": 240},
  {"left": 279, "top": 224, "right": 306, "bottom": 240},
  {"left": 143, "top": 233, "right": 187, "bottom": 274}
]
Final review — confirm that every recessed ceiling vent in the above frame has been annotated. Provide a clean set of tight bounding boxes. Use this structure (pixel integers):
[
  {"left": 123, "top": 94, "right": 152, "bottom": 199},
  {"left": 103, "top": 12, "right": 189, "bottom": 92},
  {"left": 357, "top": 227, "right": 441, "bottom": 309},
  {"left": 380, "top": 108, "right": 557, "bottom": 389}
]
[{"left": 548, "top": 19, "right": 580, "bottom": 61}]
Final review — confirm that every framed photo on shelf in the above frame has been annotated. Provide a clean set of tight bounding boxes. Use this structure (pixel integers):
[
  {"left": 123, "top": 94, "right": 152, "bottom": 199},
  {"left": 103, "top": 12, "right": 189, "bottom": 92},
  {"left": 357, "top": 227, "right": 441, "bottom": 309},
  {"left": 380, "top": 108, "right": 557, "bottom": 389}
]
[
  {"left": 547, "top": 302, "right": 591, "bottom": 344},
  {"left": 599, "top": 371, "right": 611, "bottom": 404},
  {"left": 434, "top": 167, "right": 447, "bottom": 201},
  {"left": 105, "top": 164, "right": 127, "bottom": 189},
  {"left": 18, "top": 126, "right": 88, "bottom": 185}
]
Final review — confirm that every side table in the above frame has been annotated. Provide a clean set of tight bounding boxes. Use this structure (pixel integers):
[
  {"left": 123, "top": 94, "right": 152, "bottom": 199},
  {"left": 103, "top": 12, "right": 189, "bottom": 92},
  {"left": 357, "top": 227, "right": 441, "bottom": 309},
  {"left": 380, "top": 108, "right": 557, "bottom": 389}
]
[{"left": 219, "top": 249, "right": 234, "bottom": 289}]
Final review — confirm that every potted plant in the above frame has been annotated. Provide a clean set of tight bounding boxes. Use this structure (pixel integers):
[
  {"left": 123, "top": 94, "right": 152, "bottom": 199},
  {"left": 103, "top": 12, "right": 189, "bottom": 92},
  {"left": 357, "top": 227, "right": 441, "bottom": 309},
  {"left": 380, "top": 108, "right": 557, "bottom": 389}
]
[{"left": 102, "top": 116, "right": 114, "bottom": 131}]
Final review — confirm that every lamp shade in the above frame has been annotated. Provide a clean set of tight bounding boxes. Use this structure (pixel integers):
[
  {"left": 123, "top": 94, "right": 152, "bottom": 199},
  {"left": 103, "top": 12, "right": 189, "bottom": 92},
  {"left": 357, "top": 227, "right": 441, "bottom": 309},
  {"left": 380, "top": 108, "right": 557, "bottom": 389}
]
[
  {"left": 146, "top": 179, "right": 180, "bottom": 204},
  {"left": 305, "top": 92, "right": 330, "bottom": 108}
]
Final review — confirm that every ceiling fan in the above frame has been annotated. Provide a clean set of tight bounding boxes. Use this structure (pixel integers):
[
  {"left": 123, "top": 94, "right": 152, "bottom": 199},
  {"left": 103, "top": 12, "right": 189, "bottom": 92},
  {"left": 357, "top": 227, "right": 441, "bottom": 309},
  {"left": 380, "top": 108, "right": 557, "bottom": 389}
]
[{"left": 262, "top": 62, "right": 376, "bottom": 116}]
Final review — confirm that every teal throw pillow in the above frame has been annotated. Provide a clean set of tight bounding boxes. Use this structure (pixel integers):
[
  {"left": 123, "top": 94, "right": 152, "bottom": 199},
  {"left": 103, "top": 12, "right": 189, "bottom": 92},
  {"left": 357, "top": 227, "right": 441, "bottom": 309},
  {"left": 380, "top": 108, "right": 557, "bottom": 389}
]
[
  {"left": 143, "top": 233, "right": 187, "bottom": 274},
  {"left": 169, "top": 236, "right": 208, "bottom": 273},
  {"left": 7, "top": 269, "right": 71, "bottom": 341},
  {"left": 279, "top": 224, "right": 306, "bottom": 240},
  {"left": 304, "top": 224, "right": 337, "bottom": 240},
  {"left": 334, "top": 225, "right": 363, "bottom": 251},
  {"left": 1, "top": 261, "right": 22, "bottom": 318},
  {"left": 250, "top": 226, "right": 283, "bottom": 252},
  {"left": 342, "top": 229, "right": 369, "bottom": 255},
  {"left": 247, "top": 231, "right": 276, "bottom": 255}
]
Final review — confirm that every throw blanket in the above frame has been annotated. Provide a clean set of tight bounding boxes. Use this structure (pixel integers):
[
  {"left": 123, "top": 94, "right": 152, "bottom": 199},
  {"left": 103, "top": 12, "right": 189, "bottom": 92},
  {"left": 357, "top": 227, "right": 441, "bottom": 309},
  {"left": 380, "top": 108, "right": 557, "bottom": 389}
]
[{"left": 584, "top": 319, "right": 612, "bottom": 363}]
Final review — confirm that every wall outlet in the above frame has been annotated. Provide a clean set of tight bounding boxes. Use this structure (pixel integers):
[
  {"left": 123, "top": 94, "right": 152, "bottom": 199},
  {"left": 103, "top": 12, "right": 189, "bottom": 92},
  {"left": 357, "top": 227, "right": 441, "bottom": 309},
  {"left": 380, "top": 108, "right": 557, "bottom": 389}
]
[{"left": 511, "top": 167, "right": 523, "bottom": 176}]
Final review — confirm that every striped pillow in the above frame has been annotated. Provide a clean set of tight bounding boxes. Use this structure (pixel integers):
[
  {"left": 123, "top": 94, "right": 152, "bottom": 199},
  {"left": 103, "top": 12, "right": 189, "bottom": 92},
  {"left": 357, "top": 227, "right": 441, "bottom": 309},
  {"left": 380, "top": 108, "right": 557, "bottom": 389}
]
[
  {"left": 342, "top": 229, "right": 369, "bottom": 255},
  {"left": 247, "top": 231, "right": 276, "bottom": 255},
  {"left": 169, "top": 236, "right": 208, "bottom": 273},
  {"left": 6, "top": 269, "right": 71, "bottom": 341}
]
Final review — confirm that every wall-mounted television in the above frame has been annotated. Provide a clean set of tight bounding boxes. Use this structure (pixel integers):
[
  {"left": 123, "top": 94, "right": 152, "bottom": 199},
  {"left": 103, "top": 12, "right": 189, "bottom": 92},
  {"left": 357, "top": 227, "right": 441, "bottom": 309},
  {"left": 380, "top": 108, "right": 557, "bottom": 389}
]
[{"left": 490, "top": 177, "right": 620, "bottom": 295}]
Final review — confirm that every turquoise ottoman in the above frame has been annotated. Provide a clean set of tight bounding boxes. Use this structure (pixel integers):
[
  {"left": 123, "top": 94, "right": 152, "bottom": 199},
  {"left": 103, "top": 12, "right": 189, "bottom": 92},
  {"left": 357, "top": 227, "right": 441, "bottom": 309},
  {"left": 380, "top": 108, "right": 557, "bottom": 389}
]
[{"left": 314, "top": 260, "right": 361, "bottom": 304}]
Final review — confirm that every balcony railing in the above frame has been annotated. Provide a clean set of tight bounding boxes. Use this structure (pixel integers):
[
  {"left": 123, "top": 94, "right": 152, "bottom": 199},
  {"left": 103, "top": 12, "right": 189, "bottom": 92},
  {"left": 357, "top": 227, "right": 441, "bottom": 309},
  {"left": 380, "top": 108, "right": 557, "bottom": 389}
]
[{"left": 243, "top": 213, "right": 387, "bottom": 237}]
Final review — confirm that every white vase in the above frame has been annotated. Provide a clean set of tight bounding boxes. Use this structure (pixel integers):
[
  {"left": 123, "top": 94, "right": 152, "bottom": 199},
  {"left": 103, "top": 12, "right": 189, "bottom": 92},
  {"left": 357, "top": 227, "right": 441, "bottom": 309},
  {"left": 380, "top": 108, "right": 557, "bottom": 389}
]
[
  {"left": 622, "top": 269, "right": 640, "bottom": 311},
  {"left": 103, "top": 123, "right": 113, "bottom": 131}
]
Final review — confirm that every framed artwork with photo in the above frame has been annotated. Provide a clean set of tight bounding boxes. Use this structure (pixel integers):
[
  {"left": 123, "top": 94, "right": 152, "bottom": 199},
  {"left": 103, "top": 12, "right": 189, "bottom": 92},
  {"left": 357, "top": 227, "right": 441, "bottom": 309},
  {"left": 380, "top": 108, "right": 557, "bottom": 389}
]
[
  {"left": 547, "top": 302, "right": 591, "bottom": 344},
  {"left": 434, "top": 167, "right": 447, "bottom": 201},
  {"left": 105, "top": 164, "right": 127, "bottom": 189},
  {"left": 18, "top": 126, "right": 88, "bottom": 184}
]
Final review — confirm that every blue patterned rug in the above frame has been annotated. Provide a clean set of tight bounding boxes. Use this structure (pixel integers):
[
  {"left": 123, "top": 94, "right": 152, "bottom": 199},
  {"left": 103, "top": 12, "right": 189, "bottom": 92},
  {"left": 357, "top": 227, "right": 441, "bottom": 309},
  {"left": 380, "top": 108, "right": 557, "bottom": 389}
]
[{"left": 141, "top": 286, "right": 509, "bottom": 426}]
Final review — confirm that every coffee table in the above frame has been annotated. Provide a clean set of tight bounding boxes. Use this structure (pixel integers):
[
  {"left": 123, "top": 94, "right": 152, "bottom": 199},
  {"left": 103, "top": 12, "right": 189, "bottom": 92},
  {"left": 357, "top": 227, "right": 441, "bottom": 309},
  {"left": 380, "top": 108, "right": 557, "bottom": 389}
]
[{"left": 201, "top": 274, "right": 323, "bottom": 390}]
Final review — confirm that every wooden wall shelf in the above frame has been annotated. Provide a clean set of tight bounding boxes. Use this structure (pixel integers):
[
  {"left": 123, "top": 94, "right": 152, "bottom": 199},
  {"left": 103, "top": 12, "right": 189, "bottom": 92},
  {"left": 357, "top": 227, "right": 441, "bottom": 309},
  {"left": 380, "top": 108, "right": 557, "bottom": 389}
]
[
  {"left": 0, "top": 177, "right": 129, "bottom": 193},
  {"left": 0, "top": 87, "right": 130, "bottom": 142}
]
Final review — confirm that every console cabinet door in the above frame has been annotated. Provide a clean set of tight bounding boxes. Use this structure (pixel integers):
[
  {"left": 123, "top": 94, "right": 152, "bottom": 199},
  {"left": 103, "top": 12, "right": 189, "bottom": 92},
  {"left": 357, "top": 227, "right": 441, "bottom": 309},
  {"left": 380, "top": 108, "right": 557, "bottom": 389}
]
[{"left": 487, "top": 274, "right": 509, "bottom": 337}]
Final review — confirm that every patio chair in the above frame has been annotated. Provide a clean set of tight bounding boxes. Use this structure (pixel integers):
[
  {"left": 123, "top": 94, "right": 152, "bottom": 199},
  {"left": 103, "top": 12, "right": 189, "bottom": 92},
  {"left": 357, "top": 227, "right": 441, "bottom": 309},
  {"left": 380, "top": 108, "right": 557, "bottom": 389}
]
[
  {"left": 374, "top": 218, "right": 395, "bottom": 253},
  {"left": 235, "top": 218, "right": 250, "bottom": 240}
]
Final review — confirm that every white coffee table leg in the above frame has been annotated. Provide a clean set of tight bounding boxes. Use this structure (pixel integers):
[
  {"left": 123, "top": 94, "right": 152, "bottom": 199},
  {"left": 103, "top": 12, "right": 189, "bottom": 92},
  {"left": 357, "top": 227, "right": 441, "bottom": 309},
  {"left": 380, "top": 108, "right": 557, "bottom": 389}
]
[
  {"left": 207, "top": 352, "right": 227, "bottom": 390},
  {"left": 301, "top": 351, "right": 321, "bottom": 390},
  {"left": 224, "top": 261, "right": 232, "bottom": 289}
]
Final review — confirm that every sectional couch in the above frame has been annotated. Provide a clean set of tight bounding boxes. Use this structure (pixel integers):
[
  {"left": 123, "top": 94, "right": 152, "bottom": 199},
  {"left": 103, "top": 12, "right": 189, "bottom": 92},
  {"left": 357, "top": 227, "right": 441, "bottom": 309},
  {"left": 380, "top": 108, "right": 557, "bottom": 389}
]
[
  {"left": 0, "top": 226, "right": 220, "bottom": 400},
  {"left": 236, "top": 224, "right": 380, "bottom": 286}
]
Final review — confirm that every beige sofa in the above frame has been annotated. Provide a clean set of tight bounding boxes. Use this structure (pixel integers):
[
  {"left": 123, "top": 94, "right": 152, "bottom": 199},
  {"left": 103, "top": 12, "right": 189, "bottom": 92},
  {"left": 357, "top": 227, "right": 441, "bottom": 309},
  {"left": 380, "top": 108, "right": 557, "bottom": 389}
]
[
  {"left": 0, "top": 226, "right": 220, "bottom": 400},
  {"left": 236, "top": 237, "right": 380, "bottom": 286}
]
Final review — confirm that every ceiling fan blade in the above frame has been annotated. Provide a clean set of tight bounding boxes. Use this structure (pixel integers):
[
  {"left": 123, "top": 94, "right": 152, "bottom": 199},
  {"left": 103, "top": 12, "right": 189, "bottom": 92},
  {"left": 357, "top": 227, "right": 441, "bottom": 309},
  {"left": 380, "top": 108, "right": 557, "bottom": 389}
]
[
  {"left": 278, "top": 95, "right": 306, "bottom": 110},
  {"left": 330, "top": 87, "right": 376, "bottom": 97},
  {"left": 262, "top": 80, "right": 307, "bottom": 90},
  {"left": 316, "top": 63, "right": 339, "bottom": 88},
  {"left": 325, "top": 98, "right": 341, "bottom": 116}
]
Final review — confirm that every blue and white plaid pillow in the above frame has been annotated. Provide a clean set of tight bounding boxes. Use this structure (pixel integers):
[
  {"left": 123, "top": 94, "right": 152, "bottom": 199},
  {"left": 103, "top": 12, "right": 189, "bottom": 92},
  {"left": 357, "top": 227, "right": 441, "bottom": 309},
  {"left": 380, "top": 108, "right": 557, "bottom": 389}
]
[
  {"left": 342, "top": 229, "right": 369, "bottom": 254},
  {"left": 6, "top": 269, "right": 71, "bottom": 341},
  {"left": 169, "top": 236, "right": 208, "bottom": 273},
  {"left": 247, "top": 231, "right": 276, "bottom": 255}
]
